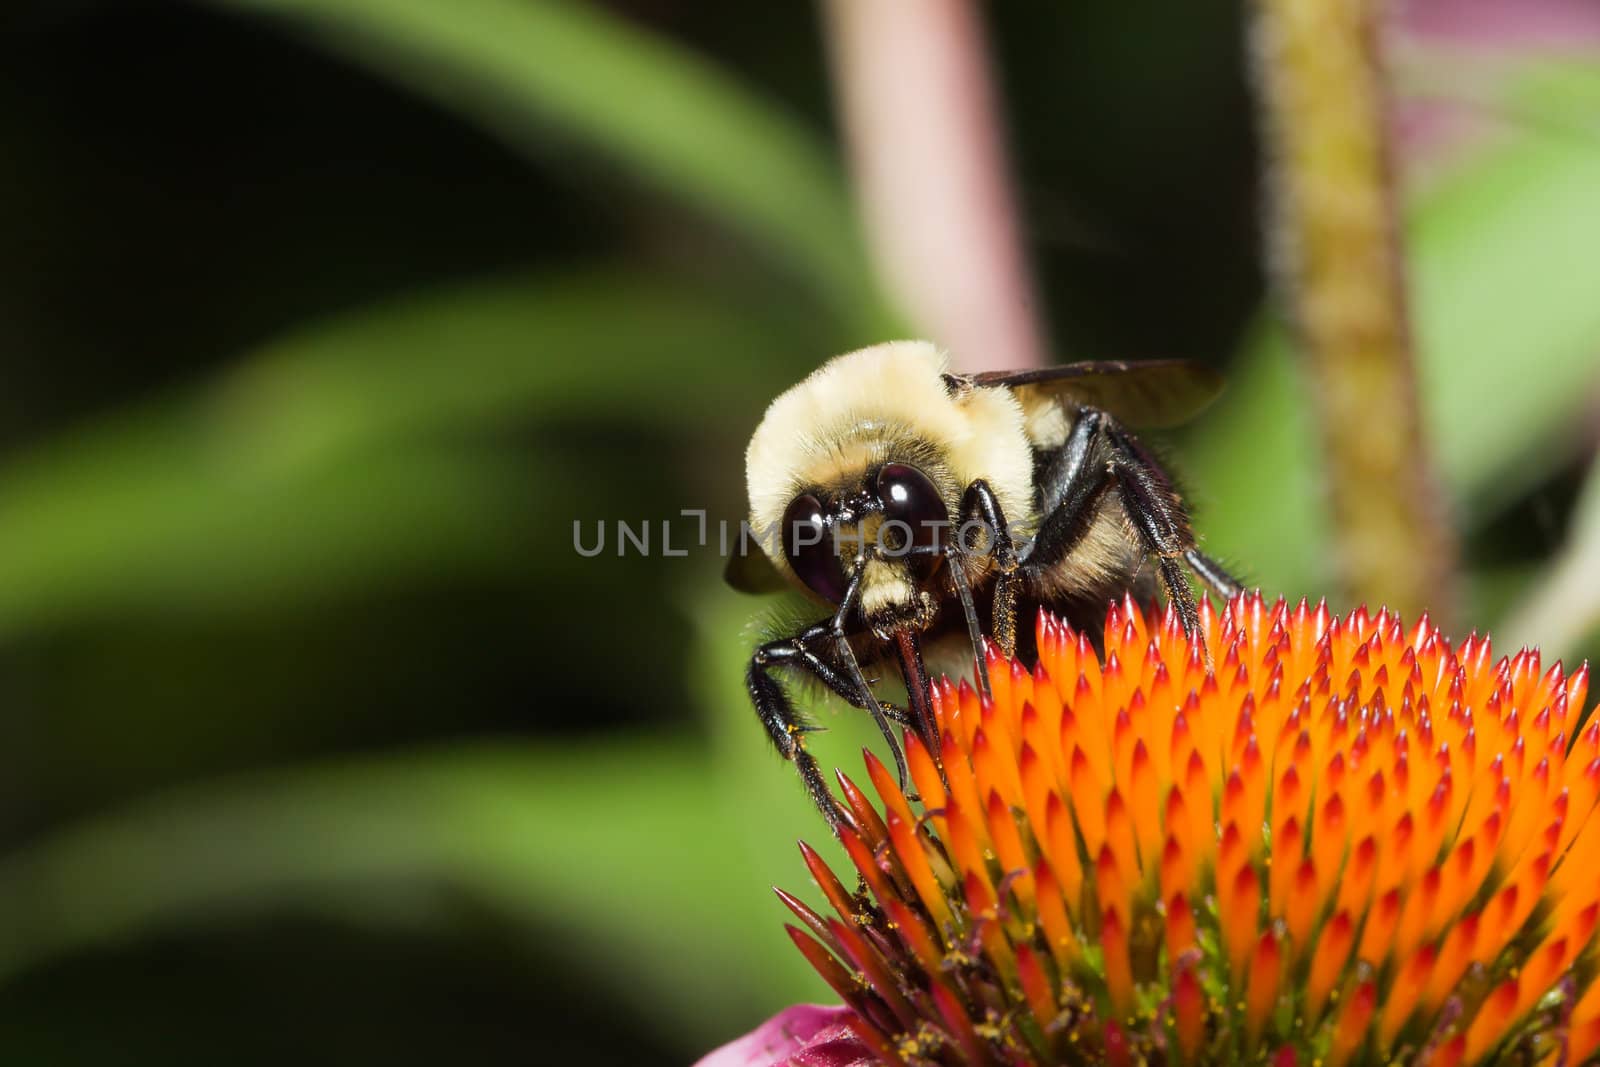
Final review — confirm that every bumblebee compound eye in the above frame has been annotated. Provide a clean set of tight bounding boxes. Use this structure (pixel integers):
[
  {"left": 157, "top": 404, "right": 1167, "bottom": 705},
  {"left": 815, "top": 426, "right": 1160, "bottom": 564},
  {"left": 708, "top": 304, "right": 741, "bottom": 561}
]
[
  {"left": 781, "top": 492, "right": 847, "bottom": 603},
  {"left": 875, "top": 463, "right": 949, "bottom": 553}
]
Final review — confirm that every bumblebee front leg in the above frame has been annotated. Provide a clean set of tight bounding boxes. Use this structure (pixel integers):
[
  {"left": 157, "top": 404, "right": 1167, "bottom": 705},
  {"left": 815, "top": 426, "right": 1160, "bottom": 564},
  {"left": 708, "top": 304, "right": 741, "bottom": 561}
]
[{"left": 746, "top": 620, "right": 913, "bottom": 832}]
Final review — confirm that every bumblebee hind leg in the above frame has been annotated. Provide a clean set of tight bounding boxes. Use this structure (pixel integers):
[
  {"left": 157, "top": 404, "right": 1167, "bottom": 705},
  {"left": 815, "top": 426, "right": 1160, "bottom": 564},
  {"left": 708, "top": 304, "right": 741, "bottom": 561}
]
[{"left": 1184, "top": 547, "right": 1244, "bottom": 600}]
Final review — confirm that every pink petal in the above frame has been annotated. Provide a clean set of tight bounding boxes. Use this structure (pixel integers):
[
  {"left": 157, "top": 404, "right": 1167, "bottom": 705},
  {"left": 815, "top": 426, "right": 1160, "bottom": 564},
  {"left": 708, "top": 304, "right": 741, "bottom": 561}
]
[
  {"left": 1401, "top": 0, "right": 1600, "bottom": 48},
  {"left": 1393, "top": 0, "right": 1600, "bottom": 167},
  {"left": 694, "top": 1004, "right": 879, "bottom": 1067}
]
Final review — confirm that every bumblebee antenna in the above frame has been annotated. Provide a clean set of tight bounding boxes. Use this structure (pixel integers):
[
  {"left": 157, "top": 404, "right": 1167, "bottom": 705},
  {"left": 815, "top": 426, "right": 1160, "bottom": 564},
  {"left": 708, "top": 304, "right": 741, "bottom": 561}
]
[
  {"left": 945, "top": 545, "right": 994, "bottom": 703},
  {"left": 832, "top": 555, "right": 910, "bottom": 791}
]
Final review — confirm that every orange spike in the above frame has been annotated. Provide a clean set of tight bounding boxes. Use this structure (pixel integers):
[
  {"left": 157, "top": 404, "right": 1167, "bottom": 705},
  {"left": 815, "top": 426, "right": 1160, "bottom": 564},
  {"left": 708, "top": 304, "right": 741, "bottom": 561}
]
[
  {"left": 784, "top": 925, "right": 876, "bottom": 1027},
  {"left": 987, "top": 655, "right": 1013, "bottom": 735},
  {"left": 1275, "top": 762, "right": 1306, "bottom": 830},
  {"left": 1221, "top": 771, "right": 1255, "bottom": 856},
  {"left": 931, "top": 980, "right": 990, "bottom": 1066},
  {"left": 1015, "top": 943, "right": 1058, "bottom": 1033},
  {"left": 1286, "top": 858, "right": 1319, "bottom": 951},
  {"left": 1392, "top": 866, "right": 1441, "bottom": 962},
  {"left": 962, "top": 870, "right": 1015, "bottom": 979},
  {"left": 826, "top": 916, "right": 917, "bottom": 1030},
  {"left": 1100, "top": 905, "right": 1133, "bottom": 1018},
  {"left": 884, "top": 808, "right": 953, "bottom": 930},
  {"left": 1034, "top": 856, "right": 1078, "bottom": 969},
  {"left": 1314, "top": 794, "right": 1349, "bottom": 899},
  {"left": 1128, "top": 740, "right": 1162, "bottom": 866},
  {"left": 1269, "top": 817, "right": 1304, "bottom": 920},
  {"left": 1335, "top": 836, "right": 1377, "bottom": 918},
  {"left": 942, "top": 793, "right": 994, "bottom": 898},
  {"left": 1173, "top": 964, "right": 1206, "bottom": 1060},
  {"left": 941, "top": 729, "right": 984, "bottom": 828},
  {"left": 1462, "top": 979, "right": 1519, "bottom": 1064},
  {"left": 1165, "top": 892, "right": 1197, "bottom": 967},
  {"left": 984, "top": 789, "right": 1033, "bottom": 905},
  {"left": 1568, "top": 978, "right": 1600, "bottom": 1064},
  {"left": 951, "top": 679, "right": 984, "bottom": 751},
  {"left": 863, "top": 748, "right": 917, "bottom": 828},
  {"left": 1160, "top": 833, "right": 1192, "bottom": 906},
  {"left": 1070, "top": 745, "right": 1109, "bottom": 859},
  {"left": 1104, "top": 789, "right": 1140, "bottom": 888},
  {"left": 1377, "top": 943, "right": 1434, "bottom": 1049},
  {"left": 839, "top": 825, "right": 897, "bottom": 908},
  {"left": 882, "top": 898, "right": 942, "bottom": 973},
  {"left": 1329, "top": 979, "right": 1376, "bottom": 1067},
  {"left": 1221, "top": 861, "right": 1261, "bottom": 985},
  {"left": 836, "top": 769, "right": 891, "bottom": 853},
  {"left": 1509, "top": 935, "right": 1568, "bottom": 1024},
  {"left": 972, "top": 727, "right": 1023, "bottom": 812},
  {"left": 1104, "top": 1020, "right": 1132, "bottom": 1067},
  {"left": 1306, "top": 910, "right": 1354, "bottom": 1021},
  {"left": 799, "top": 839, "right": 857, "bottom": 923},
  {"left": 1423, "top": 910, "right": 1480, "bottom": 1011},
  {"left": 1017, "top": 741, "right": 1056, "bottom": 852},
  {"left": 1183, "top": 751, "right": 1216, "bottom": 862},
  {"left": 1044, "top": 791, "right": 1084, "bottom": 912},
  {"left": 904, "top": 731, "right": 947, "bottom": 821},
  {"left": 1430, "top": 1035, "right": 1466, "bottom": 1067},
  {"left": 1245, "top": 928, "right": 1282, "bottom": 1042},
  {"left": 1096, "top": 844, "right": 1129, "bottom": 928},
  {"left": 1356, "top": 887, "right": 1402, "bottom": 969}
]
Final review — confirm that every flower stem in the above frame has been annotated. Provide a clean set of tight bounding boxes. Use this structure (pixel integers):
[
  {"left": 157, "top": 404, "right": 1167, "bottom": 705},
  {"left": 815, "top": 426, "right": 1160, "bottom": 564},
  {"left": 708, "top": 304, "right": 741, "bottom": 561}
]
[
  {"left": 1249, "top": 0, "right": 1458, "bottom": 623},
  {"left": 820, "top": 0, "right": 1046, "bottom": 373}
]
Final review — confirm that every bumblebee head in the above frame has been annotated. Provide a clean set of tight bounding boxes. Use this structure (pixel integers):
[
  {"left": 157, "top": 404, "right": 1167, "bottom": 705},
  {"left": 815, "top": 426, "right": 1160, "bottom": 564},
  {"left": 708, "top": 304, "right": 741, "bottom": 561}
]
[
  {"left": 743, "top": 341, "right": 1034, "bottom": 629},
  {"left": 780, "top": 463, "right": 951, "bottom": 633}
]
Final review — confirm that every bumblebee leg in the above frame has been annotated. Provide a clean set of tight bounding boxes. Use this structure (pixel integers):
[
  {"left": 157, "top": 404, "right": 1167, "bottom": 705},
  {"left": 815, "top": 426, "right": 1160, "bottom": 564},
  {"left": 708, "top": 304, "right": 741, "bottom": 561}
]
[
  {"left": 958, "top": 480, "right": 1022, "bottom": 658},
  {"left": 1185, "top": 547, "right": 1244, "bottom": 601},
  {"left": 748, "top": 641, "right": 847, "bottom": 832},
  {"left": 1021, "top": 409, "right": 1117, "bottom": 575},
  {"left": 752, "top": 616, "right": 913, "bottom": 832},
  {"left": 1102, "top": 428, "right": 1199, "bottom": 632},
  {"left": 1024, "top": 410, "right": 1212, "bottom": 641},
  {"left": 752, "top": 622, "right": 913, "bottom": 726}
]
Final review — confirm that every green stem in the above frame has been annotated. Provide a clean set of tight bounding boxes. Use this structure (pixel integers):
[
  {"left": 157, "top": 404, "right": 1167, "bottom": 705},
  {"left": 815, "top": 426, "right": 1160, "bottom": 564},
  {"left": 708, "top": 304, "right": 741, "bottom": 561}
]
[{"left": 1249, "top": 0, "right": 1458, "bottom": 623}]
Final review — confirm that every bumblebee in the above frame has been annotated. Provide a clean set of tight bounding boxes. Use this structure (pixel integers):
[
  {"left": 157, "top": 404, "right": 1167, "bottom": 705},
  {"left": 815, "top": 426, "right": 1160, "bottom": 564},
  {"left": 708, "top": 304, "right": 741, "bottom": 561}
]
[{"left": 728, "top": 341, "right": 1241, "bottom": 829}]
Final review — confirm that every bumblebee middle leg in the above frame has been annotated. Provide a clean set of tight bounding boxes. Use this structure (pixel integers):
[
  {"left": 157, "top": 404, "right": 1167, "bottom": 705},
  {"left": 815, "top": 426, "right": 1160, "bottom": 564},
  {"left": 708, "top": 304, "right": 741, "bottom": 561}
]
[
  {"left": 956, "top": 479, "right": 1022, "bottom": 659},
  {"left": 1022, "top": 408, "right": 1240, "bottom": 640}
]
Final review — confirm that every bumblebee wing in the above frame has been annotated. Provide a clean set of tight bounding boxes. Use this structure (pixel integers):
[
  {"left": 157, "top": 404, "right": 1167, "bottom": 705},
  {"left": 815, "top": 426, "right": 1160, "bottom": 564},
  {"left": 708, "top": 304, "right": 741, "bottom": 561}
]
[
  {"left": 964, "top": 360, "right": 1224, "bottom": 429},
  {"left": 724, "top": 541, "right": 789, "bottom": 594}
]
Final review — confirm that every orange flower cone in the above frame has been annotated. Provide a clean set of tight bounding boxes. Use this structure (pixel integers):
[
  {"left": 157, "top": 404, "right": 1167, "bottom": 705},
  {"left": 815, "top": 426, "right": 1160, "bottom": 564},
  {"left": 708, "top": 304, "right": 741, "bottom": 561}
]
[{"left": 779, "top": 593, "right": 1600, "bottom": 1066}]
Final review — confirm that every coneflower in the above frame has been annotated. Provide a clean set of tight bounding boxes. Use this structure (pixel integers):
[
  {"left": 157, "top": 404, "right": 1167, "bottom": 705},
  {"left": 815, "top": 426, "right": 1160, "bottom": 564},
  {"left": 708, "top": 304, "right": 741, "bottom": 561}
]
[{"left": 704, "top": 593, "right": 1600, "bottom": 1066}]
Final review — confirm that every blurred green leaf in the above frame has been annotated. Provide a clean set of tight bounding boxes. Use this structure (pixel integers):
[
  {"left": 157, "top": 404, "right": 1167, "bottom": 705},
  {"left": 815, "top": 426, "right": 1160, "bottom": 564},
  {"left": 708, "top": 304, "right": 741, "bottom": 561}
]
[
  {"left": 208, "top": 271, "right": 812, "bottom": 470},
  {"left": 203, "top": 0, "right": 892, "bottom": 334},
  {"left": 0, "top": 272, "right": 810, "bottom": 633},
  {"left": 0, "top": 588, "right": 875, "bottom": 1051},
  {"left": 1186, "top": 64, "right": 1600, "bottom": 604},
  {"left": 0, "top": 440, "right": 532, "bottom": 631},
  {"left": 0, "top": 738, "right": 811, "bottom": 1051},
  {"left": 1499, "top": 452, "right": 1600, "bottom": 659}
]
